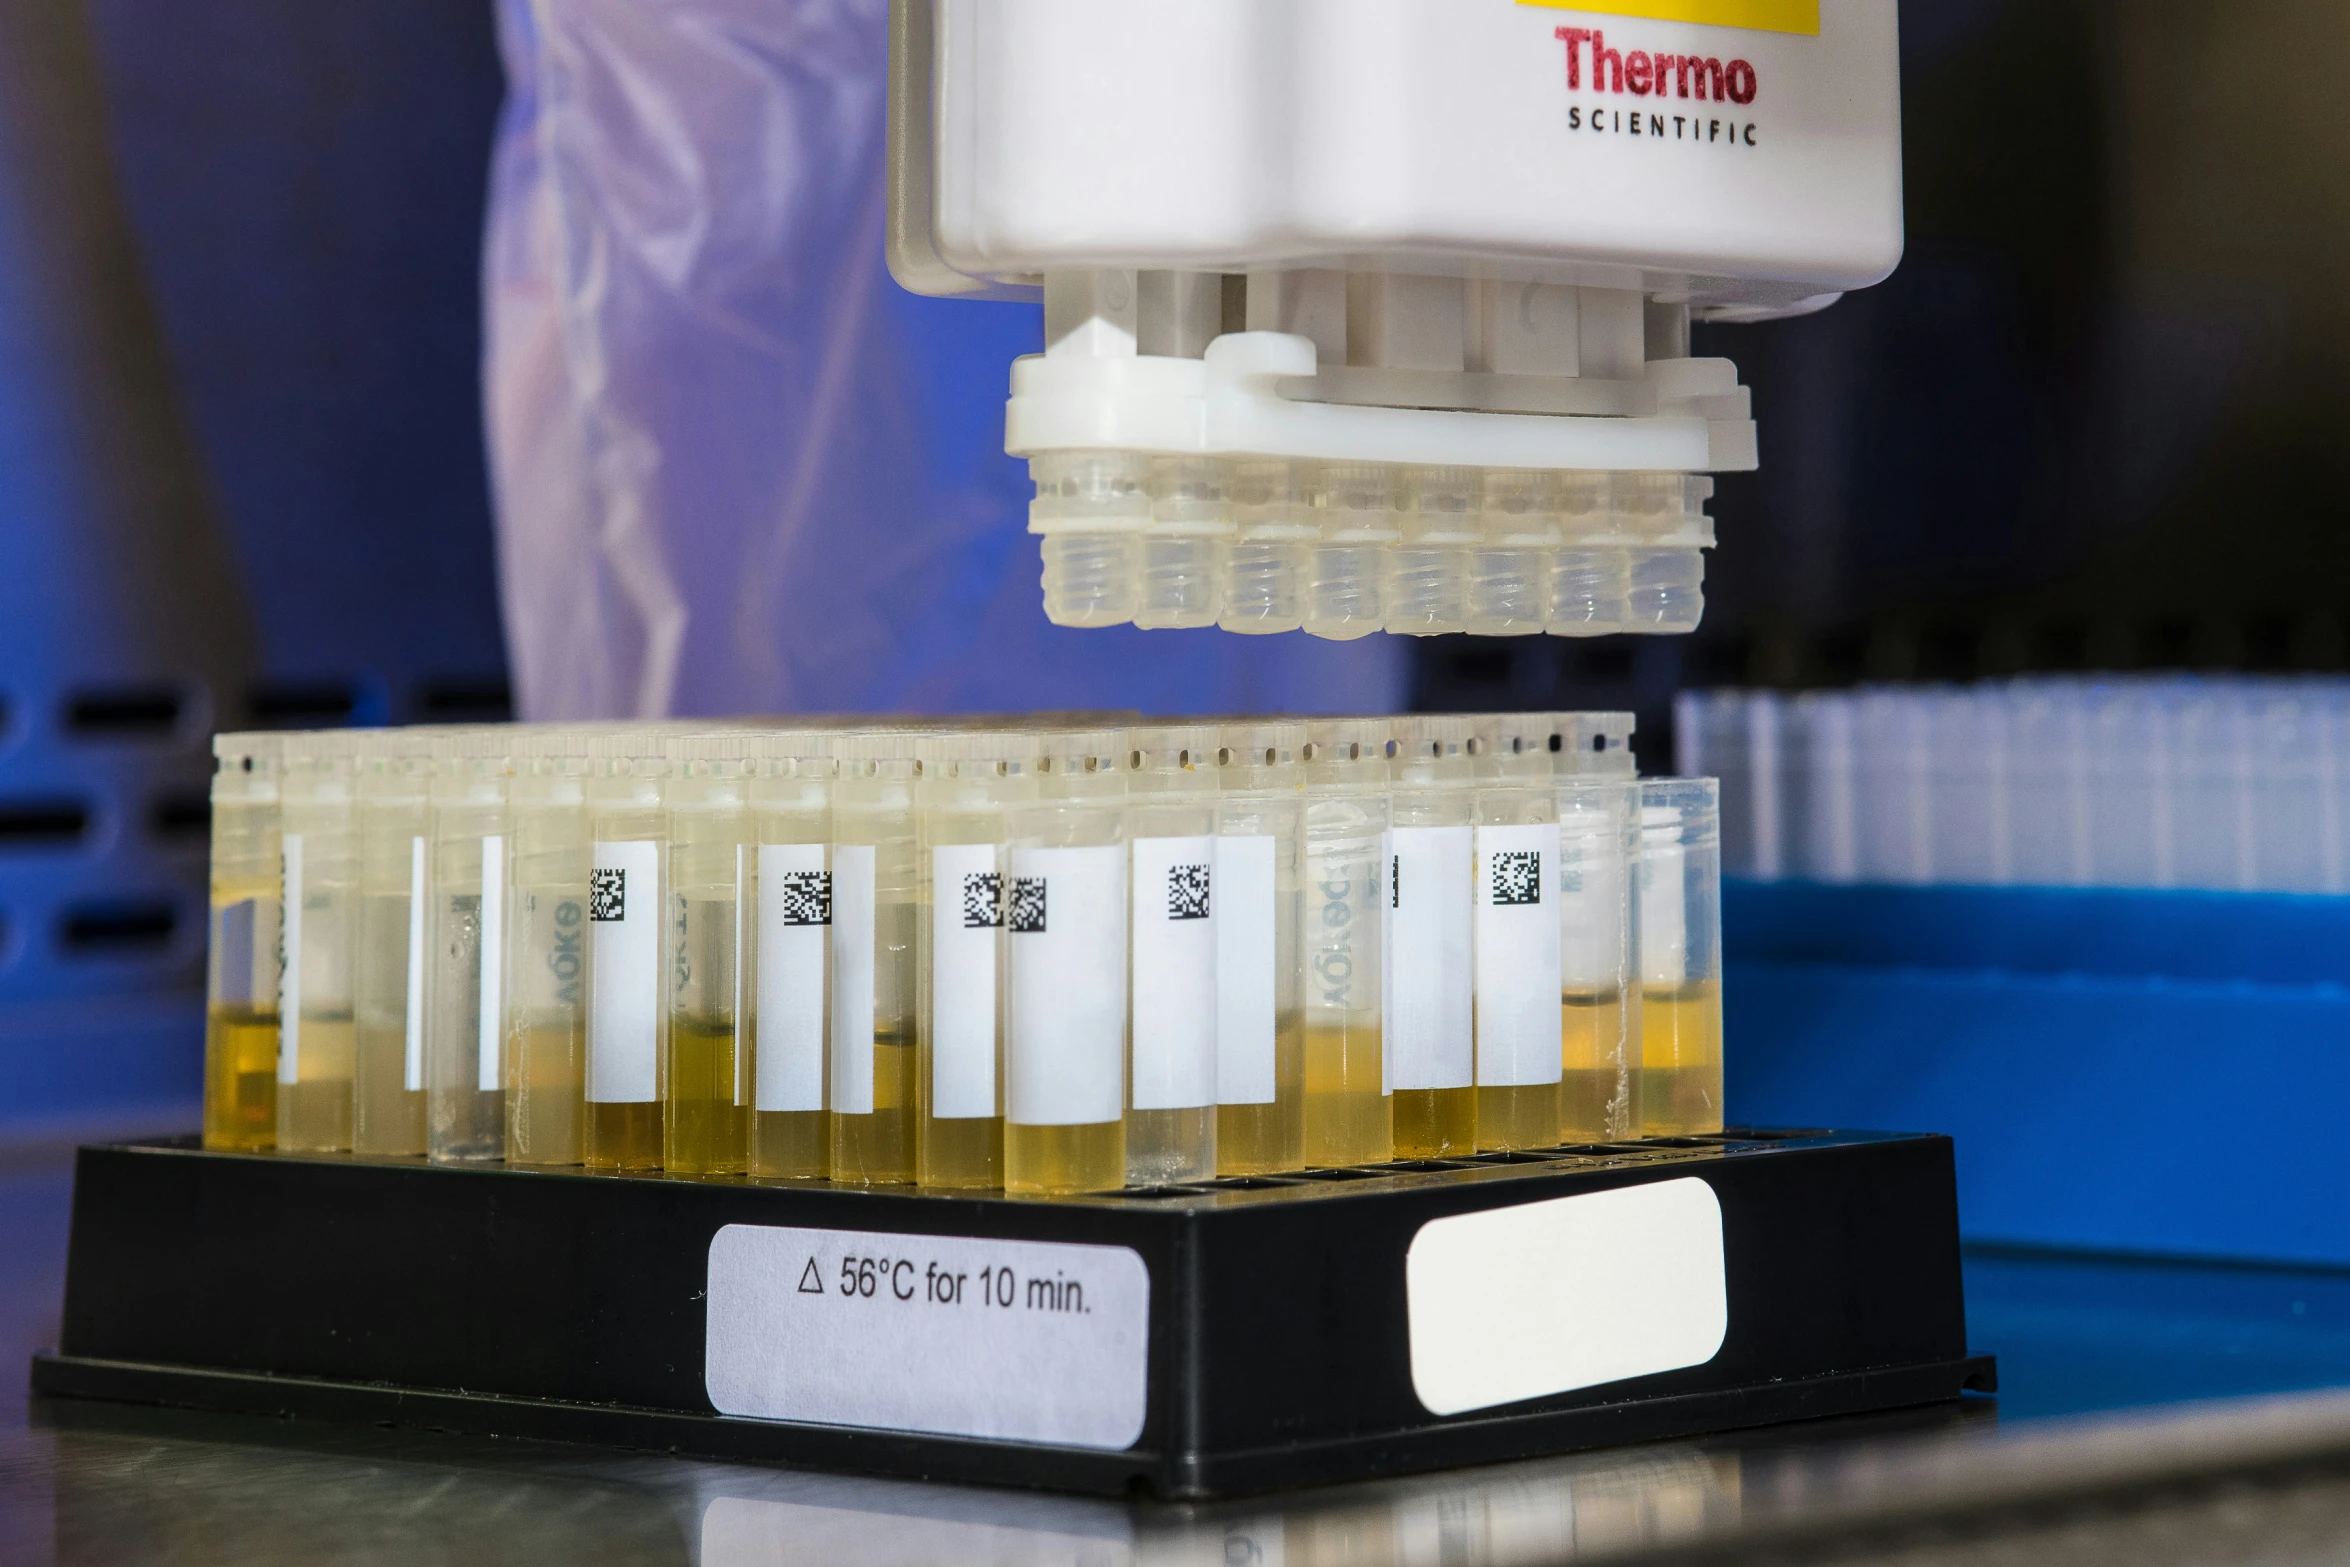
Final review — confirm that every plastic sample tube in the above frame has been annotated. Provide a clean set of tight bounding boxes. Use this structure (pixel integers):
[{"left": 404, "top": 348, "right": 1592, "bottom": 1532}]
[
  {"left": 1557, "top": 775, "right": 1640, "bottom": 1142},
  {"left": 914, "top": 731, "right": 1040, "bottom": 1189},
  {"left": 1638, "top": 778, "right": 1724, "bottom": 1137},
  {"left": 1467, "top": 469, "right": 1556, "bottom": 637},
  {"left": 831, "top": 732, "right": 922, "bottom": 1185},
  {"left": 1004, "top": 728, "right": 1129, "bottom": 1195},
  {"left": 1135, "top": 458, "right": 1229, "bottom": 630},
  {"left": 1212, "top": 721, "right": 1308, "bottom": 1175},
  {"left": 1471, "top": 714, "right": 1564, "bottom": 1151},
  {"left": 203, "top": 733, "right": 282, "bottom": 1152},
  {"left": 665, "top": 735, "right": 757, "bottom": 1177},
  {"left": 1220, "top": 461, "right": 1311, "bottom": 635},
  {"left": 1623, "top": 474, "right": 1710, "bottom": 635},
  {"left": 583, "top": 736, "right": 668, "bottom": 1172},
  {"left": 275, "top": 733, "right": 359, "bottom": 1154},
  {"left": 1123, "top": 725, "right": 1222, "bottom": 1185},
  {"left": 1551, "top": 710, "right": 1639, "bottom": 778},
  {"left": 1305, "top": 464, "right": 1399, "bottom": 640},
  {"left": 425, "top": 730, "right": 513, "bottom": 1164},
  {"left": 1300, "top": 718, "right": 1393, "bottom": 1167},
  {"left": 501, "top": 728, "right": 590, "bottom": 1167},
  {"left": 1383, "top": 716, "right": 1477, "bottom": 1158},
  {"left": 1551, "top": 473, "right": 1630, "bottom": 636},
  {"left": 1032, "top": 451, "right": 1149, "bottom": 630},
  {"left": 748, "top": 731, "right": 836, "bottom": 1179},
  {"left": 352, "top": 730, "right": 434, "bottom": 1157},
  {"left": 1386, "top": 467, "right": 1476, "bottom": 636}
]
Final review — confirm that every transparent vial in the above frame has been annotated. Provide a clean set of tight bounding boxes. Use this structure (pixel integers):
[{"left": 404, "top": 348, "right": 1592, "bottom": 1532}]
[
  {"left": 1005, "top": 729, "right": 1129, "bottom": 1195},
  {"left": 204, "top": 734, "right": 282, "bottom": 1153},
  {"left": 424, "top": 732, "right": 513, "bottom": 1164},
  {"left": 1470, "top": 715, "right": 1564, "bottom": 1151},
  {"left": 1212, "top": 723, "right": 1308, "bottom": 1175},
  {"left": 1134, "top": 458, "right": 1230, "bottom": 630},
  {"left": 832, "top": 733, "right": 921, "bottom": 1185},
  {"left": 502, "top": 729, "right": 590, "bottom": 1167},
  {"left": 1623, "top": 474, "right": 1711, "bottom": 635},
  {"left": 1385, "top": 717, "right": 1477, "bottom": 1159},
  {"left": 1032, "top": 452, "right": 1149, "bottom": 629},
  {"left": 1304, "top": 464, "right": 1400, "bottom": 641},
  {"left": 1219, "top": 461, "right": 1311, "bottom": 634},
  {"left": 1124, "top": 725, "right": 1222, "bottom": 1185},
  {"left": 276, "top": 736, "right": 360, "bottom": 1154},
  {"left": 666, "top": 737, "right": 756, "bottom": 1177},
  {"left": 1300, "top": 720, "right": 1392, "bottom": 1167},
  {"left": 583, "top": 738, "right": 668, "bottom": 1172},
  {"left": 1467, "top": 469, "right": 1557, "bottom": 637},
  {"left": 1639, "top": 778, "right": 1725, "bottom": 1136},
  {"left": 352, "top": 733, "right": 433, "bottom": 1157},
  {"left": 1558, "top": 772, "right": 1641, "bottom": 1143},
  {"left": 748, "top": 734, "right": 836, "bottom": 1179},
  {"left": 1384, "top": 467, "right": 1477, "bottom": 636},
  {"left": 915, "top": 732, "right": 1039, "bottom": 1189},
  {"left": 1550, "top": 473, "right": 1630, "bottom": 636}
]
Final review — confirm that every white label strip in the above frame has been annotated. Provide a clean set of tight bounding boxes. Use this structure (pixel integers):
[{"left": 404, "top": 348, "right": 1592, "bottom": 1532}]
[
  {"left": 1406, "top": 1177, "right": 1727, "bottom": 1416},
  {"left": 1007, "top": 844, "right": 1125, "bottom": 1127},
  {"left": 705, "top": 1224, "right": 1150, "bottom": 1450},
  {"left": 929, "top": 843, "right": 1001, "bottom": 1120},
  {"left": 755, "top": 843, "right": 828, "bottom": 1114},
  {"left": 1129, "top": 834, "right": 1217, "bottom": 1113},
  {"left": 277, "top": 833, "right": 304, "bottom": 1084},
  {"left": 586, "top": 837, "right": 656, "bottom": 1103},
  {"left": 732, "top": 846, "right": 747, "bottom": 1107},
  {"left": 829, "top": 844, "right": 879, "bottom": 1116},
  {"left": 477, "top": 835, "right": 507, "bottom": 1094},
  {"left": 1385, "top": 826, "right": 1471, "bottom": 1092},
  {"left": 1213, "top": 834, "right": 1277, "bottom": 1107},
  {"left": 1475, "top": 823, "right": 1563, "bottom": 1088},
  {"left": 403, "top": 834, "right": 426, "bottom": 1092}
]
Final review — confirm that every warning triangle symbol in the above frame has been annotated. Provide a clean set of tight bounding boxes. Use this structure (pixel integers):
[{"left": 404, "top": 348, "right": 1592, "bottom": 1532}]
[{"left": 797, "top": 1257, "right": 825, "bottom": 1295}]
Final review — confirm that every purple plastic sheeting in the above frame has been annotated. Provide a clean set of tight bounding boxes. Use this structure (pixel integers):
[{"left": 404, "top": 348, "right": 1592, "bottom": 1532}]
[{"left": 481, "top": 0, "right": 1402, "bottom": 721}]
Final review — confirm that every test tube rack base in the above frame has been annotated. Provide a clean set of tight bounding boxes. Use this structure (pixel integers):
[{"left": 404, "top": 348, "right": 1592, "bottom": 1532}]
[{"left": 32, "top": 1131, "right": 1991, "bottom": 1499}]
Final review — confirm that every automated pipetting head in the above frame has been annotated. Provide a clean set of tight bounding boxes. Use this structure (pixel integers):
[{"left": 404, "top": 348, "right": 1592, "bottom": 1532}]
[{"left": 889, "top": 2, "right": 1903, "bottom": 637}]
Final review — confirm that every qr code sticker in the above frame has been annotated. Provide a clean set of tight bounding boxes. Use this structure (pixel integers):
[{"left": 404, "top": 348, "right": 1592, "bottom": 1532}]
[
  {"left": 772, "top": 870, "right": 832, "bottom": 927},
  {"left": 1165, "top": 863, "right": 1210, "bottom": 921},
  {"left": 589, "top": 867, "right": 626, "bottom": 922},
  {"left": 1009, "top": 877, "right": 1047, "bottom": 935},
  {"left": 1492, "top": 851, "right": 1543, "bottom": 907},
  {"left": 962, "top": 871, "right": 1003, "bottom": 930}
]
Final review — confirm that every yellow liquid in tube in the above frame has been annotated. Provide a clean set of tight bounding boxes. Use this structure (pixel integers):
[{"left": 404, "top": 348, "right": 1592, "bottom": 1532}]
[
  {"left": 1641, "top": 981, "right": 1722, "bottom": 1136},
  {"left": 751, "top": 1110, "right": 830, "bottom": 1179},
  {"left": 203, "top": 1004, "right": 279, "bottom": 1152},
  {"left": 1475, "top": 1082, "right": 1559, "bottom": 1153},
  {"left": 586, "top": 1101, "right": 661, "bottom": 1172},
  {"left": 1215, "top": 1010, "right": 1304, "bottom": 1175},
  {"left": 1391, "top": 1086, "right": 1475, "bottom": 1158},
  {"left": 832, "top": 1029, "right": 915, "bottom": 1184},
  {"left": 1006, "top": 1120, "right": 1125, "bottom": 1196},
  {"left": 1302, "top": 1021, "right": 1390, "bottom": 1167},
  {"left": 276, "top": 1015, "right": 356, "bottom": 1153},
  {"left": 1559, "top": 988, "right": 1629, "bottom": 1142},
  {"left": 666, "top": 1012, "right": 747, "bottom": 1175}
]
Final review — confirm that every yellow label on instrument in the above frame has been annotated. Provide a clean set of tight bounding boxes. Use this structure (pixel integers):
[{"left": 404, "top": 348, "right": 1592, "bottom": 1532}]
[{"left": 1517, "top": 0, "right": 1820, "bottom": 37}]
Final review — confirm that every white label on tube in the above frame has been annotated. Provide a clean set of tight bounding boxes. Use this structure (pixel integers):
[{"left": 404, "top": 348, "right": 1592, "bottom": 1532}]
[
  {"left": 1129, "top": 834, "right": 1217, "bottom": 1112},
  {"left": 1213, "top": 835, "right": 1277, "bottom": 1106},
  {"left": 587, "top": 837, "right": 656, "bottom": 1103},
  {"left": 704, "top": 1224, "right": 1149, "bottom": 1450},
  {"left": 755, "top": 843, "right": 827, "bottom": 1113},
  {"left": 403, "top": 835, "right": 426, "bottom": 1092},
  {"left": 929, "top": 843, "right": 1000, "bottom": 1120},
  {"left": 1475, "top": 823, "right": 1562, "bottom": 1088},
  {"left": 1406, "top": 1178, "right": 1726, "bottom": 1416},
  {"left": 1007, "top": 844, "right": 1125, "bottom": 1127},
  {"left": 477, "top": 835, "right": 507, "bottom": 1093},
  {"left": 733, "top": 846, "right": 748, "bottom": 1107},
  {"left": 829, "top": 844, "right": 878, "bottom": 1117},
  {"left": 1386, "top": 826, "right": 1472, "bottom": 1092},
  {"left": 277, "top": 834, "right": 303, "bottom": 1084}
]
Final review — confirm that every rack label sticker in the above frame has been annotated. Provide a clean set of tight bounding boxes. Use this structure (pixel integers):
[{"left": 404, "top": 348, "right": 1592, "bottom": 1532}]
[
  {"left": 1406, "top": 1177, "right": 1727, "bottom": 1415},
  {"left": 756, "top": 843, "right": 828, "bottom": 1113},
  {"left": 705, "top": 1224, "right": 1150, "bottom": 1450},
  {"left": 477, "top": 835, "right": 506, "bottom": 1093},
  {"left": 1213, "top": 834, "right": 1277, "bottom": 1106},
  {"left": 277, "top": 833, "right": 304, "bottom": 1084},
  {"left": 929, "top": 843, "right": 1000, "bottom": 1120},
  {"left": 403, "top": 835, "right": 427, "bottom": 1092},
  {"left": 1386, "top": 826, "right": 1473, "bottom": 1092},
  {"left": 587, "top": 838, "right": 655, "bottom": 1102},
  {"left": 829, "top": 845, "right": 879, "bottom": 1116},
  {"left": 1007, "top": 844, "right": 1125, "bottom": 1127},
  {"left": 1475, "top": 824, "right": 1564, "bottom": 1087},
  {"left": 1130, "top": 835, "right": 1217, "bottom": 1112}
]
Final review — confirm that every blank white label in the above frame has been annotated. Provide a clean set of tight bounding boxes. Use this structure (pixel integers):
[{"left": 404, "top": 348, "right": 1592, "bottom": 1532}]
[
  {"left": 1007, "top": 844, "right": 1125, "bottom": 1127},
  {"left": 477, "top": 835, "right": 506, "bottom": 1093},
  {"left": 929, "top": 843, "right": 1000, "bottom": 1120},
  {"left": 704, "top": 1223, "right": 1149, "bottom": 1450},
  {"left": 756, "top": 843, "right": 827, "bottom": 1113},
  {"left": 1214, "top": 835, "right": 1277, "bottom": 1106},
  {"left": 1406, "top": 1177, "right": 1727, "bottom": 1416},
  {"left": 587, "top": 838, "right": 657, "bottom": 1103},
  {"left": 1475, "top": 823, "right": 1562, "bottom": 1088},
  {"left": 829, "top": 844, "right": 878, "bottom": 1116},
  {"left": 403, "top": 835, "right": 427, "bottom": 1092},
  {"left": 1130, "top": 835, "right": 1216, "bottom": 1112},
  {"left": 1386, "top": 826, "right": 1471, "bottom": 1092},
  {"left": 277, "top": 834, "right": 303, "bottom": 1084}
]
